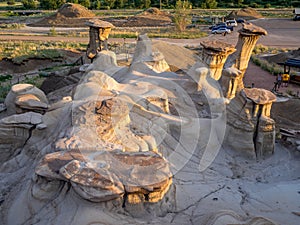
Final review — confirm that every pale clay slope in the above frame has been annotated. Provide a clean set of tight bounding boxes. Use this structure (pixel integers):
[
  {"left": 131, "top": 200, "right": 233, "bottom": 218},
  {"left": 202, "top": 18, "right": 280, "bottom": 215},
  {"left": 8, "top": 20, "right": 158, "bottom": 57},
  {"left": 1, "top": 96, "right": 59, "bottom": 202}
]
[{"left": 0, "top": 34, "right": 299, "bottom": 225}]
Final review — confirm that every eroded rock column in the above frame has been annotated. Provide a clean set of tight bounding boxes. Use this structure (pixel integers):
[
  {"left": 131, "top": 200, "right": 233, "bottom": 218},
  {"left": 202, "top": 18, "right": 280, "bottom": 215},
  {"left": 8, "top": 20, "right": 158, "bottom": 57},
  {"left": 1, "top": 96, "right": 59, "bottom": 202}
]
[
  {"left": 200, "top": 40, "right": 236, "bottom": 81},
  {"left": 225, "top": 88, "right": 276, "bottom": 158},
  {"left": 86, "top": 19, "right": 115, "bottom": 61},
  {"left": 226, "top": 23, "right": 267, "bottom": 91}
]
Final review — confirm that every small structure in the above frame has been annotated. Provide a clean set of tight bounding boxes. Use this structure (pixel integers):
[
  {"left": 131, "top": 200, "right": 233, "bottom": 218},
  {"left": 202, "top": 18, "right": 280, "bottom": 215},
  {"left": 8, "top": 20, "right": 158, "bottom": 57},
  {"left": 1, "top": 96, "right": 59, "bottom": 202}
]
[
  {"left": 86, "top": 19, "right": 115, "bottom": 61},
  {"left": 278, "top": 58, "right": 300, "bottom": 83},
  {"left": 293, "top": 8, "right": 300, "bottom": 21}
]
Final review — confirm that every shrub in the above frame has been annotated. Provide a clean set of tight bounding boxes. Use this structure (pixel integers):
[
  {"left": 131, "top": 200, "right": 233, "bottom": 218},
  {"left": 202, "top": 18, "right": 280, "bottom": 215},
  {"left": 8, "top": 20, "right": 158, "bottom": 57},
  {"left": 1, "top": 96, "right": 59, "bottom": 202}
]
[
  {"left": 49, "top": 27, "right": 57, "bottom": 36},
  {"left": 7, "top": 0, "right": 15, "bottom": 5},
  {"left": 22, "top": 0, "right": 38, "bottom": 9},
  {"left": 173, "top": 0, "right": 192, "bottom": 32}
]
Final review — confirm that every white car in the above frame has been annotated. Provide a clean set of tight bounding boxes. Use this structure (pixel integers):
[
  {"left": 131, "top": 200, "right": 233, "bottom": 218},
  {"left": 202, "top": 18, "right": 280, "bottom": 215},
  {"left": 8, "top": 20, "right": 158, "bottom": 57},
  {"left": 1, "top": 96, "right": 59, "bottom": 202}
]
[
  {"left": 226, "top": 19, "right": 238, "bottom": 27},
  {"left": 211, "top": 27, "right": 231, "bottom": 34}
]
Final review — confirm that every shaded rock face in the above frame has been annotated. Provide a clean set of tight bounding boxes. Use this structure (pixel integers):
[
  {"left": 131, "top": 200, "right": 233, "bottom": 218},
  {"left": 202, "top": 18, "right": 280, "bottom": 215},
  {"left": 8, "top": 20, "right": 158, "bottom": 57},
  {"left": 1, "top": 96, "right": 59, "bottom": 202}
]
[
  {"left": 221, "top": 22, "right": 275, "bottom": 159},
  {"left": 4, "top": 83, "right": 48, "bottom": 115},
  {"left": 226, "top": 89, "right": 276, "bottom": 158}
]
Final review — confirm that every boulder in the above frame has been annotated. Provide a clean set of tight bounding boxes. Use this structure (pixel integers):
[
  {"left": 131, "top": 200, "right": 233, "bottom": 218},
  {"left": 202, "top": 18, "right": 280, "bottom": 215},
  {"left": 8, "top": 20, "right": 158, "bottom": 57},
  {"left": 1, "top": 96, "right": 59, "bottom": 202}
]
[
  {"left": 4, "top": 84, "right": 48, "bottom": 115},
  {"left": 35, "top": 149, "right": 172, "bottom": 203}
]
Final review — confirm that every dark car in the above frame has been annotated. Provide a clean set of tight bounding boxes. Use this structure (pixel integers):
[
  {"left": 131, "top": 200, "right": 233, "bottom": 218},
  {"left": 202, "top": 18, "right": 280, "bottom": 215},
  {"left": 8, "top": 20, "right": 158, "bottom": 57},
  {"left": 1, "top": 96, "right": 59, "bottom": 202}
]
[
  {"left": 212, "top": 25, "right": 234, "bottom": 31},
  {"left": 293, "top": 15, "right": 300, "bottom": 21},
  {"left": 236, "top": 18, "right": 245, "bottom": 23},
  {"left": 209, "top": 22, "right": 226, "bottom": 29}
]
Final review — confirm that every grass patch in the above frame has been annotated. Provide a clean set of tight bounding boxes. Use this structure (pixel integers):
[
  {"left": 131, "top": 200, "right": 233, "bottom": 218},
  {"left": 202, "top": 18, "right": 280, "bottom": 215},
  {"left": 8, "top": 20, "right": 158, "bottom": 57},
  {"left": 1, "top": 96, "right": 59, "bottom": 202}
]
[
  {"left": 0, "top": 2, "right": 23, "bottom": 10},
  {"left": 251, "top": 44, "right": 291, "bottom": 75},
  {"left": 110, "top": 28, "right": 207, "bottom": 39},
  {"left": 0, "top": 23, "right": 25, "bottom": 29},
  {"left": 0, "top": 75, "right": 45, "bottom": 102},
  {"left": 0, "top": 84, "right": 12, "bottom": 102},
  {"left": 251, "top": 55, "right": 283, "bottom": 75},
  {"left": 0, "top": 74, "right": 12, "bottom": 82},
  {"left": 0, "top": 41, "right": 87, "bottom": 63},
  {"left": 252, "top": 44, "right": 288, "bottom": 55}
]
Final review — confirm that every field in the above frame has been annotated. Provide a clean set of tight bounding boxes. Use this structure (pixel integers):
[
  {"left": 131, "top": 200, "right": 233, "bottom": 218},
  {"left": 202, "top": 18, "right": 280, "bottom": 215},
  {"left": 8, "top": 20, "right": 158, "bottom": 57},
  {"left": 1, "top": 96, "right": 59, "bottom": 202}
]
[{"left": 0, "top": 6, "right": 299, "bottom": 102}]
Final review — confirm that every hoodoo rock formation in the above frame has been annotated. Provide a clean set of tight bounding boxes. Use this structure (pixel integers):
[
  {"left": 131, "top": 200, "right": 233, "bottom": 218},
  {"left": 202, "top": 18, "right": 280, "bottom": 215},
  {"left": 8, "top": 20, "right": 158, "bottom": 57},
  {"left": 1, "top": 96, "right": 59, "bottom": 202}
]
[
  {"left": 0, "top": 27, "right": 293, "bottom": 225},
  {"left": 223, "top": 22, "right": 276, "bottom": 158}
]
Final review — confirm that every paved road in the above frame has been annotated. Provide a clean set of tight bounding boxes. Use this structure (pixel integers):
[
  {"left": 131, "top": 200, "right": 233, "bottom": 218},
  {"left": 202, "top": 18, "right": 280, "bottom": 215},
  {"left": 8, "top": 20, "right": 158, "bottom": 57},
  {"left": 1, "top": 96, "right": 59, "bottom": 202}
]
[{"left": 0, "top": 18, "right": 299, "bottom": 48}]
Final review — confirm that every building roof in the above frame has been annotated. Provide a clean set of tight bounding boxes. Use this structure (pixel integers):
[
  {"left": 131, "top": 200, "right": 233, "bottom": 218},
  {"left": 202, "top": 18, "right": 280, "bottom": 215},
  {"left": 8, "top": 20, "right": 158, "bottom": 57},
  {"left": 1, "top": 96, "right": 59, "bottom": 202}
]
[{"left": 278, "top": 58, "right": 300, "bottom": 69}]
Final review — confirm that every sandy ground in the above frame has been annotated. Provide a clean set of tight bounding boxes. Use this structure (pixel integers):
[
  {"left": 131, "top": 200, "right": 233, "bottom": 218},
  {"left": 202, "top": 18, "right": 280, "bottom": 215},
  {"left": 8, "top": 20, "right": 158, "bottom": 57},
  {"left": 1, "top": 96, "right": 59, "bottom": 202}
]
[{"left": 244, "top": 61, "right": 300, "bottom": 94}]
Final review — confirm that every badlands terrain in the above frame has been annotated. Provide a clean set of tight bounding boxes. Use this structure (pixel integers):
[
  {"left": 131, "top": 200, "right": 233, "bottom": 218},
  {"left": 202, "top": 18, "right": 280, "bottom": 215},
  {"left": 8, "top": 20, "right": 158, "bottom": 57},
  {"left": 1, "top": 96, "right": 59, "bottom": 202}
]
[{"left": 0, "top": 4, "right": 300, "bottom": 225}]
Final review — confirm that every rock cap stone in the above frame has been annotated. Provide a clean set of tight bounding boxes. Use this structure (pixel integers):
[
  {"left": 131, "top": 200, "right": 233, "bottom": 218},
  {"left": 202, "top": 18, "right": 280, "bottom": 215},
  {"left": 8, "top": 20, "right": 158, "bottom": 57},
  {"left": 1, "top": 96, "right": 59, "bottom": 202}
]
[
  {"left": 201, "top": 40, "right": 236, "bottom": 54},
  {"left": 242, "top": 88, "right": 276, "bottom": 104},
  {"left": 239, "top": 22, "right": 267, "bottom": 36},
  {"left": 86, "top": 19, "right": 115, "bottom": 28}
]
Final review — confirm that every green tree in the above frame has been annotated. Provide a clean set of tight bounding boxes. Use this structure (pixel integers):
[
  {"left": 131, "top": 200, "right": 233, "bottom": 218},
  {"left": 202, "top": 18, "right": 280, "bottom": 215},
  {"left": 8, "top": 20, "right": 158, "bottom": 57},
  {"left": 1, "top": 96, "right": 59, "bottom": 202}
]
[
  {"left": 103, "top": 0, "right": 116, "bottom": 9},
  {"left": 22, "top": 0, "right": 38, "bottom": 9},
  {"left": 39, "top": 0, "right": 65, "bottom": 9},
  {"left": 173, "top": 0, "right": 192, "bottom": 32},
  {"left": 90, "top": 0, "right": 101, "bottom": 9},
  {"left": 79, "top": 0, "right": 90, "bottom": 8},
  {"left": 201, "top": 0, "right": 217, "bottom": 9},
  {"left": 67, "top": 0, "right": 79, "bottom": 4}
]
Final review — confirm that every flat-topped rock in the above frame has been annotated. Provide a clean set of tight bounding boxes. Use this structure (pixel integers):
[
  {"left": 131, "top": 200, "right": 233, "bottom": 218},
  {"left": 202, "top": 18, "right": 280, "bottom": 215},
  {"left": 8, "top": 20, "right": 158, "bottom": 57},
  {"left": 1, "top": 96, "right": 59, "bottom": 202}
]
[
  {"left": 15, "top": 94, "right": 48, "bottom": 111},
  {"left": 86, "top": 19, "right": 115, "bottom": 28},
  {"left": 1, "top": 112, "right": 43, "bottom": 125},
  {"left": 239, "top": 22, "right": 267, "bottom": 36},
  {"left": 201, "top": 40, "right": 236, "bottom": 54},
  {"left": 242, "top": 88, "right": 276, "bottom": 104},
  {"left": 36, "top": 149, "right": 172, "bottom": 203}
]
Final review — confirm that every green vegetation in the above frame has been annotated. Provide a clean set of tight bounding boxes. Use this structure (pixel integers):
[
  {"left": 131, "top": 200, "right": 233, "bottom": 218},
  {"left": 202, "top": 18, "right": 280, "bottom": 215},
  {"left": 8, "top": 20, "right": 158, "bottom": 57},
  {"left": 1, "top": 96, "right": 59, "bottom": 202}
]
[
  {"left": 251, "top": 44, "right": 288, "bottom": 75},
  {"left": 0, "top": 74, "right": 12, "bottom": 82},
  {"left": 0, "top": 84, "right": 12, "bottom": 102},
  {"left": 173, "top": 0, "right": 192, "bottom": 32},
  {"left": 0, "top": 23, "right": 25, "bottom": 29},
  {"left": 0, "top": 40, "right": 86, "bottom": 102},
  {"left": 110, "top": 28, "right": 207, "bottom": 39},
  {"left": 0, "top": 75, "right": 45, "bottom": 102},
  {"left": 0, "top": 41, "right": 86, "bottom": 63},
  {"left": 251, "top": 55, "right": 283, "bottom": 75},
  {"left": 0, "top": 1, "right": 22, "bottom": 9},
  {"left": 0, "top": 0, "right": 297, "bottom": 10}
]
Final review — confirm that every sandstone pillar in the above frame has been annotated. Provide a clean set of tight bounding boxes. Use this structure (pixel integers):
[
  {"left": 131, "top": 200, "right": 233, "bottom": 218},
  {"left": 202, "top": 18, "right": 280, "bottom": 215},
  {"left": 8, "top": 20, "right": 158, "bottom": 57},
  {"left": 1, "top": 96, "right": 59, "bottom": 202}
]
[
  {"left": 86, "top": 19, "right": 114, "bottom": 61},
  {"left": 200, "top": 40, "right": 236, "bottom": 81},
  {"left": 225, "top": 88, "right": 276, "bottom": 158},
  {"left": 226, "top": 23, "right": 267, "bottom": 92}
]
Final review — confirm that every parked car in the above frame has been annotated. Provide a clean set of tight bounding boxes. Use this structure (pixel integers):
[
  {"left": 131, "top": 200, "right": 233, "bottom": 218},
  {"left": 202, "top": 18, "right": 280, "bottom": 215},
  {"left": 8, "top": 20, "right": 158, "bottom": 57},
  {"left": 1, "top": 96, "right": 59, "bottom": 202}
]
[
  {"left": 209, "top": 22, "right": 226, "bottom": 29},
  {"left": 293, "top": 15, "right": 300, "bottom": 21},
  {"left": 212, "top": 25, "right": 234, "bottom": 31},
  {"left": 211, "top": 27, "right": 231, "bottom": 34},
  {"left": 236, "top": 18, "right": 245, "bottom": 23},
  {"left": 226, "top": 19, "right": 238, "bottom": 27}
]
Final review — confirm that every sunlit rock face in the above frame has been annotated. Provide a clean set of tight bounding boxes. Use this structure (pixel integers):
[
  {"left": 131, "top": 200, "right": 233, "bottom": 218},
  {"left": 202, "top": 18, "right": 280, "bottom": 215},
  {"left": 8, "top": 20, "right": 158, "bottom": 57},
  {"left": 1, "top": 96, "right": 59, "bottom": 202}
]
[
  {"left": 200, "top": 40, "right": 236, "bottom": 81},
  {"left": 225, "top": 22, "right": 267, "bottom": 92},
  {"left": 221, "top": 22, "right": 275, "bottom": 159},
  {"left": 0, "top": 33, "right": 281, "bottom": 225}
]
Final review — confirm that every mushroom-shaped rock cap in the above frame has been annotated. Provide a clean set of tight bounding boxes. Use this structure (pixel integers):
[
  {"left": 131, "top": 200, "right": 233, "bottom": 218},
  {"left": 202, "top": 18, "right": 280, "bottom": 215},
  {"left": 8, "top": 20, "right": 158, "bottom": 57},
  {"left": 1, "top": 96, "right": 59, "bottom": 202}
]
[
  {"left": 201, "top": 40, "right": 236, "bottom": 54},
  {"left": 239, "top": 22, "right": 267, "bottom": 36},
  {"left": 85, "top": 19, "right": 115, "bottom": 28},
  {"left": 242, "top": 88, "right": 276, "bottom": 104}
]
